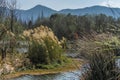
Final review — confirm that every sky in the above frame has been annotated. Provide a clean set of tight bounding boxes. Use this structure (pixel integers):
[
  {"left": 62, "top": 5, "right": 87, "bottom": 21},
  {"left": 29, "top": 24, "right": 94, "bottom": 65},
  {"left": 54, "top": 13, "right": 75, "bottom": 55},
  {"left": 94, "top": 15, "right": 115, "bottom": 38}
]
[{"left": 17, "top": 0, "right": 120, "bottom": 10}]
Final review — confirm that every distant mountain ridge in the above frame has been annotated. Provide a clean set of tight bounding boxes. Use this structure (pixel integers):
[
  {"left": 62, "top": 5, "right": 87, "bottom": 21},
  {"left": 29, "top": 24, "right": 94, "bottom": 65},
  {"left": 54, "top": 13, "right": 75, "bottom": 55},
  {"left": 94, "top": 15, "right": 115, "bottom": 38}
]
[
  {"left": 15, "top": 5, "right": 120, "bottom": 22},
  {"left": 59, "top": 6, "right": 120, "bottom": 17},
  {"left": 16, "top": 5, "right": 57, "bottom": 22}
]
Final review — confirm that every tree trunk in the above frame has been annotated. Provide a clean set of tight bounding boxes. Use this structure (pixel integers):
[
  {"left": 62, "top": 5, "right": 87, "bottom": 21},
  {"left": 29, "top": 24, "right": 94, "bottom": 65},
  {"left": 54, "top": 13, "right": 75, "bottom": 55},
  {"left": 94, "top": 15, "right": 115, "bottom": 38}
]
[
  {"left": 1, "top": 49, "right": 6, "bottom": 60},
  {"left": 10, "top": 10, "right": 14, "bottom": 32}
]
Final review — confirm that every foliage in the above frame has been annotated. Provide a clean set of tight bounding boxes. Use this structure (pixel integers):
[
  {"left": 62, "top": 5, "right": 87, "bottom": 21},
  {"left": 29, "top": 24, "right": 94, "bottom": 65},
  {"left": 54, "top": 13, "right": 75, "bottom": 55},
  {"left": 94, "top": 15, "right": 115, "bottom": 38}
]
[
  {"left": 28, "top": 37, "right": 66, "bottom": 68},
  {"left": 34, "top": 13, "right": 120, "bottom": 40},
  {"left": 28, "top": 40, "right": 50, "bottom": 65},
  {"left": 76, "top": 34, "right": 120, "bottom": 59},
  {"left": 81, "top": 47, "right": 120, "bottom": 80},
  {"left": 95, "top": 36, "right": 120, "bottom": 56},
  {"left": 78, "top": 34, "right": 120, "bottom": 80},
  {"left": 36, "top": 63, "right": 60, "bottom": 69},
  {"left": 44, "top": 37, "right": 65, "bottom": 63}
]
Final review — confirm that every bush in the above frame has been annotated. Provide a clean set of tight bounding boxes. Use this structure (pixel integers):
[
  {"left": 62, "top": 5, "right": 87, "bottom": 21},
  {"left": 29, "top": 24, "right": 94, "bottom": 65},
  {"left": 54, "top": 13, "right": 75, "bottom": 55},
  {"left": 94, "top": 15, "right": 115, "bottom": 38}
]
[
  {"left": 28, "top": 37, "right": 66, "bottom": 68},
  {"left": 36, "top": 63, "right": 61, "bottom": 69},
  {"left": 28, "top": 41, "right": 50, "bottom": 65},
  {"left": 77, "top": 34, "right": 120, "bottom": 59},
  {"left": 43, "top": 37, "right": 64, "bottom": 64},
  {"left": 81, "top": 46, "right": 120, "bottom": 80}
]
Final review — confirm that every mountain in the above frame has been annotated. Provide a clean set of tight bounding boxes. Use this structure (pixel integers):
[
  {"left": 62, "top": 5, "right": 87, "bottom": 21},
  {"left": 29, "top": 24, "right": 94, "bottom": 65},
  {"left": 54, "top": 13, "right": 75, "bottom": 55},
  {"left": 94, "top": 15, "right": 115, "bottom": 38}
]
[
  {"left": 17, "top": 5, "right": 57, "bottom": 22},
  {"left": 16, "top": 5, "right": 120, "bottom": 22},
  {"left": 59, "top": 6, "right": 120, "bottom": 17}
]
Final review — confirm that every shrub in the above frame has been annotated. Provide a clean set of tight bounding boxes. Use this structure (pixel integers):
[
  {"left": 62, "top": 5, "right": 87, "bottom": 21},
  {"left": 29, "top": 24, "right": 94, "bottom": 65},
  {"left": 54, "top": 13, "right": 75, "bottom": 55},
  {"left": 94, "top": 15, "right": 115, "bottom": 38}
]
[
  {"left": 28, "top": 41, "right": 50, "bottom": 65},
  {"left": 43, "top": 37, "right": 64, "bottom": 64},
  {"left": 36, "top": 64, "right": 54, "bottom": 69},
  {"left": 28, "top": 37, "right": 66, "bottom": 68},
  {"left": 81, "top": 46, "right": 120, "bottom": 80},
  {"left": 77, "top": 34, "right": 120, "bottom": 59}
]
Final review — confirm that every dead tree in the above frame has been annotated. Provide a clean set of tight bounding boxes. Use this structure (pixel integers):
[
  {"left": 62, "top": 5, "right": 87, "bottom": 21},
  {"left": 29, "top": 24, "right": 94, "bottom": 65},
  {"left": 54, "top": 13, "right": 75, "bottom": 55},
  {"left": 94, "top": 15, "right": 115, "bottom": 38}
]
[
  {"left": 7, "top": 0, "right": 17, "bottom": 32},
  {"left": 0, "top": 43, "right": 8, "bottom": 60},
  {"left": 0, "top": 25, "right": 8, "bottom": 60}
]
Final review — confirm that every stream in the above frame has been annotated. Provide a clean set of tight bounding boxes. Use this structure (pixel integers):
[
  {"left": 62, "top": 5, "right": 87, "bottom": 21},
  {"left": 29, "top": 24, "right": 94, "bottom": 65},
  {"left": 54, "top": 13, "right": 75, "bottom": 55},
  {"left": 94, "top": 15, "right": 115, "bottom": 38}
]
[{"left": 11, "top": 70, "right": 82, "bottom": 80}]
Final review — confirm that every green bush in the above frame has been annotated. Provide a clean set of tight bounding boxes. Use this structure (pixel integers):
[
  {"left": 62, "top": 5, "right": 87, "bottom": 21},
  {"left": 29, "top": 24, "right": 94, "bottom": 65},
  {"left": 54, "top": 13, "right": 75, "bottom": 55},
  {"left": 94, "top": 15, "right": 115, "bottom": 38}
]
[
  {"left": 28, "top": 41, "right": 50, "bottom": 65},
  {"left": 36, "top": 63, "right": 61, "bottom": 69},
  {"left": 36, "top": 64, "right": 55, "bottom": 69},
  {"left": 28, "top": 37, "right": 66, "bottom": 68},
  {"left": 43, "top": 37, "right": 64, "bottom": 64}
]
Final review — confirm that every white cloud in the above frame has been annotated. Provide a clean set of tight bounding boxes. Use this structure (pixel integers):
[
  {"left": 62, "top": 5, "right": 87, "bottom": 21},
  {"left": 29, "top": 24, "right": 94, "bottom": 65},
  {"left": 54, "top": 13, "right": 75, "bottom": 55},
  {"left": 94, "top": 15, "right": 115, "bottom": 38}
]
[{"left": 100, "top": 0, "right": 120, "bottom": 8}]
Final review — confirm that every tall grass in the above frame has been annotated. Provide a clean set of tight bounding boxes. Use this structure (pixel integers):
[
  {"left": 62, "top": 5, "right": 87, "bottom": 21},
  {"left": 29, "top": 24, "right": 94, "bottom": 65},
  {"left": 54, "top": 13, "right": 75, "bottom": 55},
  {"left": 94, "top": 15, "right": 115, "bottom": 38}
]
[{"left": 81, "top": 44, "right": 120, "bottom": 80}]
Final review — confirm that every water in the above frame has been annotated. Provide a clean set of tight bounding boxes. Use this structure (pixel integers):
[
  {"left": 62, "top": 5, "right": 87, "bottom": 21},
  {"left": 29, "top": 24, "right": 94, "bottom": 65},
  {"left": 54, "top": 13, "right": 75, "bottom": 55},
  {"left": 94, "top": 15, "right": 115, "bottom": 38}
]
[
  {"left": 116, "top": 58, "right": 120, "bottom": 68},
  {"left": 11, "top": 70, "right": 82, "bottom": 80},
  {"left": 16, "top": 48, "right": 28, "bottom": 53}
]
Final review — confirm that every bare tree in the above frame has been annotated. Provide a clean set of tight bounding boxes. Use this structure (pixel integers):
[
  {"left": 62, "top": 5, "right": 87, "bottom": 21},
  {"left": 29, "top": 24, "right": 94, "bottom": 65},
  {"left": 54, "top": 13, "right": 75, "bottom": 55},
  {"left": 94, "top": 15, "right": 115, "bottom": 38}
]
[
  {"left": 7, "top": 0, "right": 17, "bottom": 32},
  {"left": 0, "top": 0, "right": 18, "bottom": 60},
  {"left": 0, "top": 0, "right": 7, "bottom": 60}
]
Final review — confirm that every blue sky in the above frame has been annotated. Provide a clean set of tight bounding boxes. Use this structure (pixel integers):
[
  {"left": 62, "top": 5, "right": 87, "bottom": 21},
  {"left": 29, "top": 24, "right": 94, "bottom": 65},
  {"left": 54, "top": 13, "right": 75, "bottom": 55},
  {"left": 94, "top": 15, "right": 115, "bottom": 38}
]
[{"left": 17, "top": 0, "right": 120, "bottom": 10}]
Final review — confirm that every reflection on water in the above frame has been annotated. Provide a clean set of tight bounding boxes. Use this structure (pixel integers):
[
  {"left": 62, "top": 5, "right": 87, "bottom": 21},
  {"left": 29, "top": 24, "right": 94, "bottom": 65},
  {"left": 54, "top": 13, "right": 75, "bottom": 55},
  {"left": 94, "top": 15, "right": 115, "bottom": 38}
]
[{"left": 11, "top": 70, "right": 81, "bottom": 80}]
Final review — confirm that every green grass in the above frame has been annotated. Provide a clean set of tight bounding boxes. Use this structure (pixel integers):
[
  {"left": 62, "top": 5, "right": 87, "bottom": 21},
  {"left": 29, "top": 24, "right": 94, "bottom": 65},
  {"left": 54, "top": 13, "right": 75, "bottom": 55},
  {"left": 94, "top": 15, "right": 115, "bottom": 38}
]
[{"left": 116, "top": 56, "right": 120, "bottom": 59}]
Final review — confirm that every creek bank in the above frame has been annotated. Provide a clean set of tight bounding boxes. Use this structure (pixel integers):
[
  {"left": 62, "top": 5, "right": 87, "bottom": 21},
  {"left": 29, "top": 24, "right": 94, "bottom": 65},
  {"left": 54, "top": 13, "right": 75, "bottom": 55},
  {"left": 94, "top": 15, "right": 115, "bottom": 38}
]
[{"left": 3, "top": 59, "right": 84, "bottom": 80}]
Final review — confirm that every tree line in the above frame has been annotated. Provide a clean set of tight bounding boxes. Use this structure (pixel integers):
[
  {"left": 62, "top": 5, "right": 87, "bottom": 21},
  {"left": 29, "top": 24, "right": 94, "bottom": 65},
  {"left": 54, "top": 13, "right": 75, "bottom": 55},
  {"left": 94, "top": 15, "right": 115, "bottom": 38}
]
[{"left": 27, "top": 13, "right": 120, "bottom": 40}]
